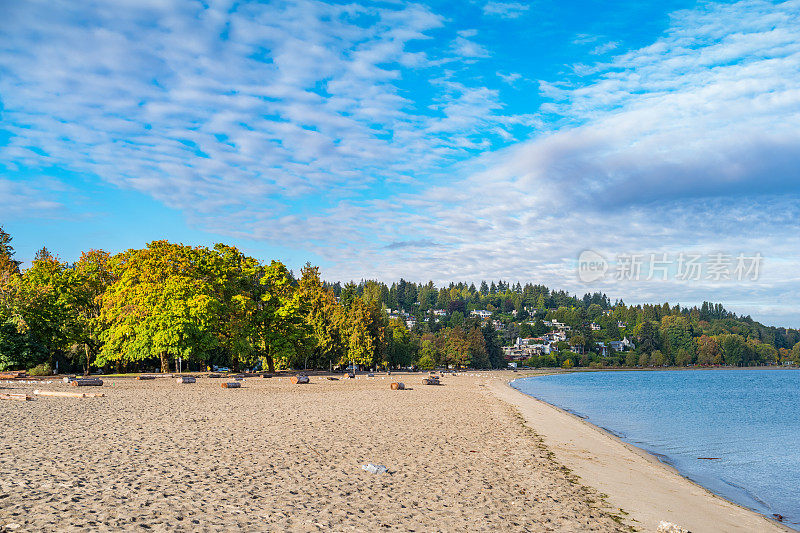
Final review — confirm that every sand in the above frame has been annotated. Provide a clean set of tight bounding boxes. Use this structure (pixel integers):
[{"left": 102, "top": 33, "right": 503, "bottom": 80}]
[
  {"left": 0, "top": 371, "right": 787, "bottom": 532},
  {"left": 492, "top": 375, "right": 792, "bottom": 533},
  {"left": 0, "top": 373, "right": 626, "bottom": 532}
]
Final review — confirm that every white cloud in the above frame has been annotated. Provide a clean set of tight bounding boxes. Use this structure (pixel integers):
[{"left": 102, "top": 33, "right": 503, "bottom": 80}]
[
  {"left": 314, "top": 0, "right": 800, "bottom": 326},
  {"left": 589, "top": 41, "right": 619, "bottom": 55},
  {"left": 4, "top": 0, "right": 800, "bottom": 326},
  {"left": 498, "top": 71, "right": 522, "bottom": 84},
  {"left": 0, "top": 0, "right": 506, "bottom": 221},
  {"left": 451, "top": 36, "right": 490, "bottom": 58},
  {"left": 482, "top": 2, "right": 531, "bottom": 19}
]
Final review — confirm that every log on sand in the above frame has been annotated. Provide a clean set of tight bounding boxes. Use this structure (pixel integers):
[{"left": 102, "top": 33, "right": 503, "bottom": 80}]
[
  {"left": 290, "top": 375, "right": 309, "bottom": 384},
  {"left": 33, "top": 390, "right": 105, "bottom": 398},
  {"left": 34, "top": 390, "right": 85, "bottom": 398},
  {"left": 221, "top": 382, "right": 241, "bottom": 389},
  {"left": 175, "top": 376, "right": 196, "bottom": 384},
  {"left": 0, "top": 371, "right": 27, "bottom": 380},
  {"left": 70, "top": 378, "right": 103, "bottom": 387},
  {"left": 0, "top": 393, "right": 33, "bottom": 401},
  {"left": 390, "top": 382, "right": 405, "bottom": 390},
  {"left": 137, "top": 375, "right": 157, "bottom": 380}
]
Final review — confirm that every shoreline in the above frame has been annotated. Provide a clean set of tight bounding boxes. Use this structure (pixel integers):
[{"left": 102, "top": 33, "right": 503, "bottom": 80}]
[{"left": 491, "top": 374, "right": 794, "bottom": 533}]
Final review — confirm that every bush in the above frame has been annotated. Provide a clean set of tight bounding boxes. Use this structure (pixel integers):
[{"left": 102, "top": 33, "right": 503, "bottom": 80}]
[{"left": 27, "top": 362, "right": 53, "bottom": 376}]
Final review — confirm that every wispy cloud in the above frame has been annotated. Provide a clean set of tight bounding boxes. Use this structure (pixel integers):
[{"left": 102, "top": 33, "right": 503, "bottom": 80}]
[
  {"left": 482, "top": 2, "right": 531, "bottom": 19},
  {"left": 384, "top": 239, "right": 439, "bottom": 250},
  {"left": 318, "top": 0, "right": 800, "bottom": 325},
  {"left": 452, "top": 35, "right": 490, "bottom": 58},
  {"left": 589, "top": 41, "right": 619, "bottom": 55},
  {"left": 0, "top": 0, "right": 507, "bottom": 222},
  {"left": 3, "top": 0, "right": 800, "bottom": 326}
]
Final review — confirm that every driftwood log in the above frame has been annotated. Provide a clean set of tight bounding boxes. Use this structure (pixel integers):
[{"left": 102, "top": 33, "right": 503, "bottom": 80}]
[
  {"left": 221, "top": 382, "right": 241, "bottom": 389},
  {"left": 207, "top": 373, "right": 222, "bottom": 378},
  {"left": 390, "top": 382, "right": 405, "bottom": 390},
  {"left": 175, "top": 376, "right": 196, "bottom": 384},
  {"left": 33, "top": 390, "right": 104, "bottom": 398},
  {"left": 290, "top": 375, "right": 310, "bottom": 384},
  {"left": 0, "top": 371, "right": 27, "bottom": 380},
  {"left": 422, "top": 376, "right": 440, "bottom": 386},
  {"left": 70, "top": 378, "right": 103, "bottom": 387},
  {"left": 137, "top": 375, "right": 157, "bottom": 380},
  {"left": 0, "top": 393, "right": 33, "bottom": 401}
]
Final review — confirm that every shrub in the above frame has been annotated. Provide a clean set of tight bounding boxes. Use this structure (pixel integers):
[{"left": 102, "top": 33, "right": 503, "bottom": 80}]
[{"left": 27, "top": 362, "right": 53, "bottom": 376}]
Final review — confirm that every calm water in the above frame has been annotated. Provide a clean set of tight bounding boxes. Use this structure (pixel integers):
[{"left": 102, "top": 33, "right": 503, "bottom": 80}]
[{"left": 512, "top": 369, "right": 800, "bottom": 528}]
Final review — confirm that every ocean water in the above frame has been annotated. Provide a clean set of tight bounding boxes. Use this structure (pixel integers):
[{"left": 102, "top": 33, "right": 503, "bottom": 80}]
[{"left": 512, "top": 369, "right": 800, "bottom": 528}]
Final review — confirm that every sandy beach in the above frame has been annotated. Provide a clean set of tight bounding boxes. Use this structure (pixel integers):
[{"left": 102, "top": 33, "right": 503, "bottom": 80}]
[
  {"left": 0, "top": 371, "right": 789, "bottom": 532},
  {"left": 1, "top": 372, "right": 625, "bottom": 532}
]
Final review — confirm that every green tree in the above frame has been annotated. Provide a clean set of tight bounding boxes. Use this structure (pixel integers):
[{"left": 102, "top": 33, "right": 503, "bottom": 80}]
[
  {"left": 417, "top": 339, "right": 436, "bottom": 370},
  {"left": 467, "top": 327, "right": 489, "bottom": 368},
  {"left": 649, "top": 350, "right": 666, "bottom": 366},
  {"left": 99, "top": 241, "right": 218, "bottom": 372},
  {"left": 344, "top": 297, "right": 375, "bottom": 368},
  {"left": 696, "top": 335, "right": 722, "bottom": 365},
  {"left": 0, "top": 227, "right": 21, "bottom": 276},
  {"left": 253, "top": 260, "right": 305, "bottom": 372},
  {"left": 11, "top": 248, "right": 74, "bottom": 370},
  {"left": 674, "top": 347, "right": 692, "bottom": 366},
  {"left": 791, "top": 342, "right": 800, "bottom": 365},
  {"left": 297, "top": 263, "right": 344, "bottom": 370},
  {"left": 66, "top": 250, "right": 112, "bottom": 374}
]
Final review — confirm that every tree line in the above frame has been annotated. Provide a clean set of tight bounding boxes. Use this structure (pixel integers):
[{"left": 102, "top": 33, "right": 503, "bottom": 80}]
[
  {"left": 0, "top": 231, "right": 504, "bottom": 373},
  {"left": 1, "top": 227, "right": 798, "bottom": 374}
]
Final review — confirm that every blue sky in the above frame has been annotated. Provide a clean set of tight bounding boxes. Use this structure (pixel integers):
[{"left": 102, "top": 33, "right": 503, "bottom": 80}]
[{"left": 2, "top": 0, "right": 800, "bottom": 326}]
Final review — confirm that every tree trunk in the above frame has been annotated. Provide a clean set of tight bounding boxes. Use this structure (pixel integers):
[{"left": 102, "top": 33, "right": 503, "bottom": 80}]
[
  {"left": 160, "top": 352, "right": 169, "bottom": 373},
  {"left": 83, "top": 343, "right": 90, "bottom": 376},
  {"left": 266, "top": 346, "right": 275, "bottom": 373}
]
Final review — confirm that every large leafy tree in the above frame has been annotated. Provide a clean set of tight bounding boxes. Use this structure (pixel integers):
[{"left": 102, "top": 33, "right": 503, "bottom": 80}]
[
  {"left": 343, "top": 297, "right": 375, "bottom": 368},
  {"left": 297, "top": 264, "right": 344, "bottom": 370},
  {"left": 696, "top": 335, "right": 722, "bottom": 365},
  {"left": 65, "top": 250, "right": 112, "bottom": 374},
  {"left": 9, "top": 248, "right": 75, "bottom": 369},
  {"left": 207, "top": 244, "right": 262, "bottom": 370},
  {"left": 99, "top": 241, "right": 218, "bottom": 372},
  {"left": 467, "top": 327, "right": 489, "bottom": 368},
  {"left": 253, "top": 260, "right": 305, "bottom": 372}
]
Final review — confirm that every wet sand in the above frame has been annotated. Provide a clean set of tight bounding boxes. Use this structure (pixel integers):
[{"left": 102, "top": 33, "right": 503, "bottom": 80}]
[{"left": 0, "top": 372, "right": 626, "bottom": 532}]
